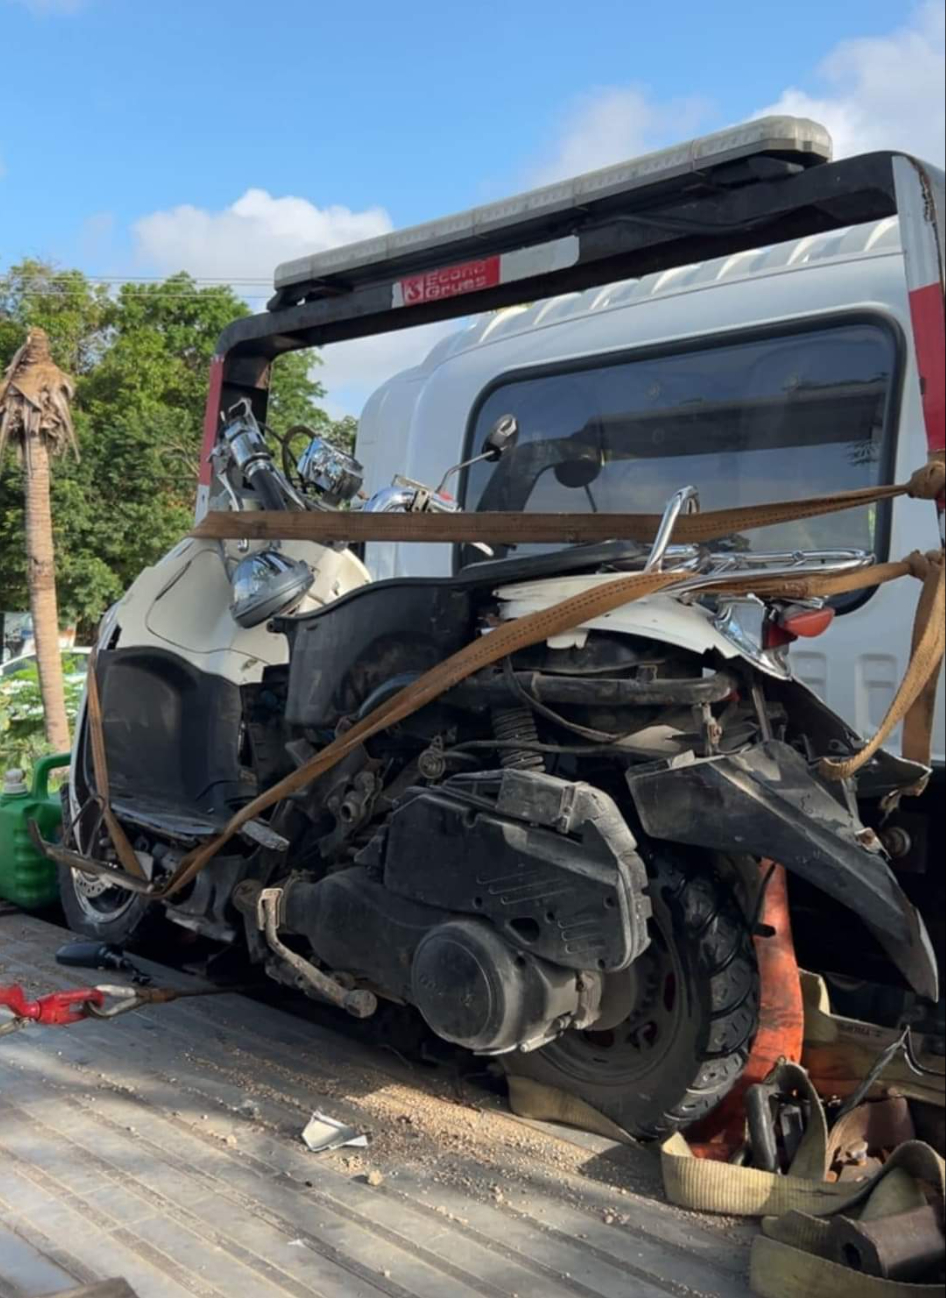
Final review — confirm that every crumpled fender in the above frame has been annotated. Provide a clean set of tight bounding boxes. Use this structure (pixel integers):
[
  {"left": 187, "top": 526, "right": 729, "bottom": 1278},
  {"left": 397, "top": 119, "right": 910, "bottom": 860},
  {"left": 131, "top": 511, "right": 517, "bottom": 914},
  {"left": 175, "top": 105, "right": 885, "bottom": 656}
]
[{"left": 626, "top": 740, "right": 938, "bottom": 1001}]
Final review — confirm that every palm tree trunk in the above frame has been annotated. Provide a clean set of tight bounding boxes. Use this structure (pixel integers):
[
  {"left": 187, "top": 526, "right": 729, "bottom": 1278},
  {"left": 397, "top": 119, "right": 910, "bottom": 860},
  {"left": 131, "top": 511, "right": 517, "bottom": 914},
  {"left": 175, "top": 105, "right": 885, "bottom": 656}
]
[{"left": 23, "top": 435, "right": 70, "bottom": 751}]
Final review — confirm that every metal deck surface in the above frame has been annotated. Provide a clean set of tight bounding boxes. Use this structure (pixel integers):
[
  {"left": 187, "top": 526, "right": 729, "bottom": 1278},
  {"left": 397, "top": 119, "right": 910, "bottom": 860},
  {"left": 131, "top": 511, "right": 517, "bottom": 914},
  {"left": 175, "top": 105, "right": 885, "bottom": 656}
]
[{"left": 1, "top": 912, "right": 753, "bottom": 1298}]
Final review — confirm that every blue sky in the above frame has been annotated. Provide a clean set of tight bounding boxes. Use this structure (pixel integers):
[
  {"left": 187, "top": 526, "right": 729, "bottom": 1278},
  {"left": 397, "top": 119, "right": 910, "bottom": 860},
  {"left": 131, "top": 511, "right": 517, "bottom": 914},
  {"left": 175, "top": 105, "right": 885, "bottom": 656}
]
[{"left": 2, "top": 0, "right": 944, "bottom": 414}]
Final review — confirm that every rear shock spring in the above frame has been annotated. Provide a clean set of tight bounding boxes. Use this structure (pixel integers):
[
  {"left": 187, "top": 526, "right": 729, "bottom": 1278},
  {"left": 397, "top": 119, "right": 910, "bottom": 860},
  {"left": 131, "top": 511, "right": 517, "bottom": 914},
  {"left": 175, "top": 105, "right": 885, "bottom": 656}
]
[{"left": 491, "top": 704, "right": 545, "bottom": 772}]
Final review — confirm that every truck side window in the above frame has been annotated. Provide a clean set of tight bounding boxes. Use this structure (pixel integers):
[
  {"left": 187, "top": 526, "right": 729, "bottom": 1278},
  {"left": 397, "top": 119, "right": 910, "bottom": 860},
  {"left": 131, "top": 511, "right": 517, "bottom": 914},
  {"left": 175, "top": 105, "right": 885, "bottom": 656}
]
[{"left": 462, "top": 319, "right": 898, "bottom": 568}]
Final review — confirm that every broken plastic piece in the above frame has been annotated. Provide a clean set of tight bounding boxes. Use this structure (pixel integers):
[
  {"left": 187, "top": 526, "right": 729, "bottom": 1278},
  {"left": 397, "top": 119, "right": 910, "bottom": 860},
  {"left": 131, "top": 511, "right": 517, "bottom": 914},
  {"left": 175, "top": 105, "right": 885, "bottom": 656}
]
[{"left": 301, "top": 1110, "right": 368, "bottom": 1152}]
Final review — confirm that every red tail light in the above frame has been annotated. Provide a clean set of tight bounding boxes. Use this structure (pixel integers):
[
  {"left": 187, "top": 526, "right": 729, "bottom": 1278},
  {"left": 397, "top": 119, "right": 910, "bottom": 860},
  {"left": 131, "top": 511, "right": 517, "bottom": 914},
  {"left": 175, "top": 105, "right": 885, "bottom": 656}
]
[
  {"left": 783, "top": 607, "right": 835, "bottom": 638},
  {"left": 764, "top": 605, "right": 835, "bottom": 648}
]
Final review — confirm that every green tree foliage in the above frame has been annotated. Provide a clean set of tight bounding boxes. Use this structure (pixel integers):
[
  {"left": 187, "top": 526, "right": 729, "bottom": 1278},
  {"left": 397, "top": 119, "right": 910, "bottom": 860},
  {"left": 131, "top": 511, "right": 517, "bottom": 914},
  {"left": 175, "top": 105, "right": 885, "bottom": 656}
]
[
  {"left": 0, "top": 262, "right": 356, "bottom": 635},
  {"left": 269, "top": 354, "right": 357, "bottom": 453},
  {"left": 323, "top": 412, "right": 358, "bottom": 455},
  {"left": 0, "top": 655, "right": 86, "bottom": 774}
]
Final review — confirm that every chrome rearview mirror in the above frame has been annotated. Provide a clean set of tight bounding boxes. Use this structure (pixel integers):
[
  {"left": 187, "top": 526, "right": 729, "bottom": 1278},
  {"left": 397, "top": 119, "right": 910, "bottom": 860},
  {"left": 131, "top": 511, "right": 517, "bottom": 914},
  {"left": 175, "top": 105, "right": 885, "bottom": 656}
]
[
  {"left": 479, "top": 413, "right": 519, "bottom": 462},
  {"left": 435, "top": 414, "right": 520, "bottom": 495}
]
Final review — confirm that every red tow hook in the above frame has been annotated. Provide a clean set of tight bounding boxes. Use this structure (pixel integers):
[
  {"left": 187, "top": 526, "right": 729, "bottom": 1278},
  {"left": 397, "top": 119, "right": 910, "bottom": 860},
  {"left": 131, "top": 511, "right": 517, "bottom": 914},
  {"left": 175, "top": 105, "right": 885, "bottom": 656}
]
[{"left": 0, "top": 983, "right": 106, "bottom": 1036}]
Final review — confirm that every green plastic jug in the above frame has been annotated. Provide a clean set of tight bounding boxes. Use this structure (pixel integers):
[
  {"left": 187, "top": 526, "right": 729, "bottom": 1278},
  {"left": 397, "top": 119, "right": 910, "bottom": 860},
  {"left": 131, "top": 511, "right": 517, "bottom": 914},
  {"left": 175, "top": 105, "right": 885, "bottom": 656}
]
[{"left": 0, "top": 752, "right": 70, "bottom": 909}]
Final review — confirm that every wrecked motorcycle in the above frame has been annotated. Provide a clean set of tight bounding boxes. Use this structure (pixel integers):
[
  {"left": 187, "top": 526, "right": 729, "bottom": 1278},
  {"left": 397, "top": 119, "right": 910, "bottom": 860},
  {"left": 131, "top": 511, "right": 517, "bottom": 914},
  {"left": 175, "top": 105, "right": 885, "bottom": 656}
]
[{"left": 54, "top": 400, "right": 938, "bottom": 1138}]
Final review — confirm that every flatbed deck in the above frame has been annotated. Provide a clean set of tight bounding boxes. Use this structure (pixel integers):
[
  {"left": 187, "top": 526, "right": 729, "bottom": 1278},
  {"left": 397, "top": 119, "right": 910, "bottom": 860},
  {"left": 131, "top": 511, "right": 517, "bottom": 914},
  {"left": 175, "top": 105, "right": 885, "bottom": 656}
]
[{"left": 1, "top": 912, "right": 753, "bottom": 1298}]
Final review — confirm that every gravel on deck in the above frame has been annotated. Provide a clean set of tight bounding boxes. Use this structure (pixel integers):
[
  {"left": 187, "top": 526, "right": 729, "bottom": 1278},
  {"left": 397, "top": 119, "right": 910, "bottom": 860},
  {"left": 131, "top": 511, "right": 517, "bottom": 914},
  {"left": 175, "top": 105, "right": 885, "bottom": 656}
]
[{"left": 0, "top": 911, "right": 753, "bottom": 1298}]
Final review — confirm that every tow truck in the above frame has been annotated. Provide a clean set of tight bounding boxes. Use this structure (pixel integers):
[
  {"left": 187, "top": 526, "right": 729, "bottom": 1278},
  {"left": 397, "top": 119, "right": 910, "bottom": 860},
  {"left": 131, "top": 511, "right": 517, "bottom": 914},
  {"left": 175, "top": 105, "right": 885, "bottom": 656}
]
[{"left": 2, "top": 116, "right": 943, "bottom": 1298}]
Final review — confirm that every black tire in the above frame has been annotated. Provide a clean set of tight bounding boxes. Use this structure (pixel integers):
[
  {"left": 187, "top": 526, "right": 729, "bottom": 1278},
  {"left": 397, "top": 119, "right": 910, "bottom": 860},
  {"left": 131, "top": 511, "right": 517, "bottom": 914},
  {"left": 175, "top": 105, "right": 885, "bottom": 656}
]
[
  {"left": 57, "top": 857, "right": 161, "bottom": 946},
  {"left": 504, "top": 850, "right": 759, "bottom": 1140},
  {"left": 56, "top": 779, "right": 162, "bottom": 946}
]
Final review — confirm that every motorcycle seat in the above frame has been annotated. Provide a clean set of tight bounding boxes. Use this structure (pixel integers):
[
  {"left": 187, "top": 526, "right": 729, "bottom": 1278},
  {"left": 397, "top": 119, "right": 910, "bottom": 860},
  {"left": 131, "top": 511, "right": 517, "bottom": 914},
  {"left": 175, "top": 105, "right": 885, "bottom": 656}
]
[{"left": 454, "top": 538, "right": 649, "bottom": 585}]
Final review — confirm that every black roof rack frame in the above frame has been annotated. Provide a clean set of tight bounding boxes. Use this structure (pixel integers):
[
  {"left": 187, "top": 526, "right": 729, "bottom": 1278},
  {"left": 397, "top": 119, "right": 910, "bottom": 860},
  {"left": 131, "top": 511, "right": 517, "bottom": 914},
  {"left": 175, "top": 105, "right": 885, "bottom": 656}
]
[
  {"left": 197, "top": 142, "right": 943, "bottom": 521},
  {"left": 214, "top": 151, "right": 903, "bottom": 421}
]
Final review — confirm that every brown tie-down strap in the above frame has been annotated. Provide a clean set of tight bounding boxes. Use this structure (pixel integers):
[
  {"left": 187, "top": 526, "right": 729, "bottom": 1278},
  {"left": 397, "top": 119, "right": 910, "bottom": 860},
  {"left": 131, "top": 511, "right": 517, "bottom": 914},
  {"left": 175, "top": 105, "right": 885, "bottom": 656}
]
[
  {"left": 819, "top": 550, "right": 944, "bottom": 781},
  {"left": 156, "top": 552, "right": 939, "bottom": 900},
  {"left": 191, "top": 461, "right": 944, "bottom": 547},
  {"left": 80, "top": 463, "right": 943, "bottom": 900},
  {"left": 85, "top": 649, "right": 147, "bottom": 880}
]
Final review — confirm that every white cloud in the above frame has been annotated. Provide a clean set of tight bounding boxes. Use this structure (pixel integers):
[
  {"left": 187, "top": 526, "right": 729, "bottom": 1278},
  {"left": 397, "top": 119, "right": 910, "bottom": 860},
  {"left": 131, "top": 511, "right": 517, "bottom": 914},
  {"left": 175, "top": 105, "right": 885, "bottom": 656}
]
[
  {"left": 528, "top": 3, "right": 943, "bottom": 187},
  {"left": 529, "top": 87, "right": 713, "bottom": 186},
  {"left": 133, "top": 188, "right": 452, "bottom": 416},
  {"left": 756, "top": 3, "right": 944, "bottom": 163},
  {"left": 134, "top": 188, "right": 392, "bottom": 295}
]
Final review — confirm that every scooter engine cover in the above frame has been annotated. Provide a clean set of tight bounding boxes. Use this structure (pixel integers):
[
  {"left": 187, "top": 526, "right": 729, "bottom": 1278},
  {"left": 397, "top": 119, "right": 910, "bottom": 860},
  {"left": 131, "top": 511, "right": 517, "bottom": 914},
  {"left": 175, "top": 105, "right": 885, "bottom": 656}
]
[
  {"left": 410, "top": 918, "right": 579, "bottom": 1053},
  {"left": 380, "top": 770, "right": 651, "bottom": 972}
]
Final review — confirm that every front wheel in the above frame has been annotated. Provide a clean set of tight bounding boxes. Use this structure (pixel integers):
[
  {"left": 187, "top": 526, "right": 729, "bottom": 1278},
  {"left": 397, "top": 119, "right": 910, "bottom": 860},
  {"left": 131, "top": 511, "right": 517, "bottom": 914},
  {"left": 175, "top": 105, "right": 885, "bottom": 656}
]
[
  {"left": 58, "top": 862, "right": 158, "bottom": 946},
  {"left": 57, "top": 748, "right": 162, "bottom": 946},
  {"left": 504, "top": 851, "right": 759, "bottom": 1140}
]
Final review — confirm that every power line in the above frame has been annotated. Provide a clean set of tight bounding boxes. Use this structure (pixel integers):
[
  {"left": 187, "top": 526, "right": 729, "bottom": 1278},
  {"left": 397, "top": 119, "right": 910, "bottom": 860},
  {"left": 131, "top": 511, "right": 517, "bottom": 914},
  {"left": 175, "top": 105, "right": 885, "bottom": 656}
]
[
  {"left": 1, "top": 288, "right": 273, "bottom": 301},
  {"left": 73, "top": 274, "right": 271, "bottom": 284},
  {"left": 2, "top": 272, "right": 274, "bottom": 286}
]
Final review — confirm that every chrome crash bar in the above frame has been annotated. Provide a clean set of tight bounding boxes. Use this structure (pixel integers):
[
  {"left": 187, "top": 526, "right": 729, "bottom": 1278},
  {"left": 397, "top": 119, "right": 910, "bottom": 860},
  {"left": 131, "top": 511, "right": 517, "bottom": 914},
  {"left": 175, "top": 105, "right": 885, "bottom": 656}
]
[
  {"left": 670, "top": 551, "right": 874, "bottom": 598},
  {"left": 644, "top": 486, "right": 700, "bottom": 572}
]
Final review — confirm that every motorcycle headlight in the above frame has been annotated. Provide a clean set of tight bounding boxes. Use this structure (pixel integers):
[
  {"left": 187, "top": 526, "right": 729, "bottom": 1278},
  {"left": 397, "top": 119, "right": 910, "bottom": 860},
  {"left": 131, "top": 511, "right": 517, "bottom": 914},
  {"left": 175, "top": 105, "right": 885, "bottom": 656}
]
[
  {"left": 230, "top": 550, "right": 314, "bottom": 629},
  {"left": 296, "top": 436, "right": 363, "bottom": 505}
]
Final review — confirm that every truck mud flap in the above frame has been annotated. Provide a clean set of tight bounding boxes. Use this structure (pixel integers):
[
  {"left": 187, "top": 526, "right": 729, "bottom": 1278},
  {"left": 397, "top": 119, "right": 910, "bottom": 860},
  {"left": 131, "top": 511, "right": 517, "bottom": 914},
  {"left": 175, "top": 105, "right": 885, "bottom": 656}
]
[{"left": 626, "top": 740, "right": 938, "bottom": 1001}]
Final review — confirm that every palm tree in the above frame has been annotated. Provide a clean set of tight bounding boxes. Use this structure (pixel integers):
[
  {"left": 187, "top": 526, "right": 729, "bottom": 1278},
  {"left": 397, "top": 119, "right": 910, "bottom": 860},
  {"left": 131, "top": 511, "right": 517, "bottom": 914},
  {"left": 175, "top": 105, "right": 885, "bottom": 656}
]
[{"left": 0, "top": 326, "right": 78, "bottom": 751}]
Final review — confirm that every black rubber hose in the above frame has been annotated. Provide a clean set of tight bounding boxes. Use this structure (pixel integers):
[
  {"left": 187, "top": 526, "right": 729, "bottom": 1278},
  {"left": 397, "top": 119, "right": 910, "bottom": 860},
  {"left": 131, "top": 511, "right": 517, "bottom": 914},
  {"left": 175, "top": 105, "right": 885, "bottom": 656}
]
[{"left": 447, "top": 669, "right": 737, "bottom": 708}]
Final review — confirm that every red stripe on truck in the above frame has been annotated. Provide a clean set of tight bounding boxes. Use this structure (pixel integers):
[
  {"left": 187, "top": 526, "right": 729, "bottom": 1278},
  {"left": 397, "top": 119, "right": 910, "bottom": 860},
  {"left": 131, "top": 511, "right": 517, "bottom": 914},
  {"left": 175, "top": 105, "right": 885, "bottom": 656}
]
[
  {"left": 908, "top": 281, "right": 946, "bottom": 459},
  {"left": 199, "top": 355, "right": 225, "bottom": 487}
]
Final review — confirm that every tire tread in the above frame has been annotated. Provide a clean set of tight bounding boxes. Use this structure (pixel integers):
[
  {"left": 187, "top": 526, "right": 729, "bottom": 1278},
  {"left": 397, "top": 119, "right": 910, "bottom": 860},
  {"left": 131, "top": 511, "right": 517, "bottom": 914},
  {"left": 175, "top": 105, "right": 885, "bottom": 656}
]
[{"left": 506, "top": 851, "right": 759, "bottom": 1141}]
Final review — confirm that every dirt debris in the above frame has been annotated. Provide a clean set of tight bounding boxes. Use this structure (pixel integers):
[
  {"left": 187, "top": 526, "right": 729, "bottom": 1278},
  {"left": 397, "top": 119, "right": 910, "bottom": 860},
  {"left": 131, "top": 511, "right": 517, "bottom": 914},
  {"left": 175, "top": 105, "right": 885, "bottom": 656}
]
[
  {"left": 1, "top": 918, "right": 737, "bottom": 1237},
  {"left": 184, "top": 1035, "right": 675, "bottom": 1223}
]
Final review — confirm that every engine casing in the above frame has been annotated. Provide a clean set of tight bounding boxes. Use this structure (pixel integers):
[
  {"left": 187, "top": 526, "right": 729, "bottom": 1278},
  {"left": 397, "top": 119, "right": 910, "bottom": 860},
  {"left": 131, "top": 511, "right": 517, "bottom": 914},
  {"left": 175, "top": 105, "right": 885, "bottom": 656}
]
[
  {"left": 377, "top": 769, "right": 651, "bottom": 972},
  {"left": 411, "top": 918, "right": 580, "bottom": 1052}
]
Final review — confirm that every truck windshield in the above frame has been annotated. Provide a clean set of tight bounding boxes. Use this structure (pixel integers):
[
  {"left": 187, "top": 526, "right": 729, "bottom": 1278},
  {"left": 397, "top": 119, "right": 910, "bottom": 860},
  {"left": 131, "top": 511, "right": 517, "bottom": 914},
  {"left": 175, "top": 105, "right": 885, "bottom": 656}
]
[{"left": 462, "top": 320, "right": 898, "bottom": 562}]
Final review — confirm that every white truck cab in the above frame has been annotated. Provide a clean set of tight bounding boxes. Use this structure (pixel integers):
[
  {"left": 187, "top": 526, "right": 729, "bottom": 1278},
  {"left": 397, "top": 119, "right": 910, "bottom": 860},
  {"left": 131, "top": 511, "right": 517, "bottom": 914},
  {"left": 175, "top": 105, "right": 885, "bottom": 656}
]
[{"left": 356, "top": 216, "right": 945, "bottom": 766}]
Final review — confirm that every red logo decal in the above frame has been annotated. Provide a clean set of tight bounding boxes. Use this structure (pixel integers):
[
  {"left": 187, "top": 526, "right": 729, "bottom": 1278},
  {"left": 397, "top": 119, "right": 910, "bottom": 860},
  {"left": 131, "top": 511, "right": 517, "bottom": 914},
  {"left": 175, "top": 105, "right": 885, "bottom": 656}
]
[{"left": 398, "top": 256, "right": 501, "bottom": 306}]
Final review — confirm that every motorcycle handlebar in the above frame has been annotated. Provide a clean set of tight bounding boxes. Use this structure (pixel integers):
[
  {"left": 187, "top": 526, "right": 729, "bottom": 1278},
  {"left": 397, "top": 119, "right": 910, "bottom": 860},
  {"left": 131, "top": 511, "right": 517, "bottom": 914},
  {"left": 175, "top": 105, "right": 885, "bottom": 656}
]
[{"left": 247, "top": 463, "right": 290, "bottom": 512}]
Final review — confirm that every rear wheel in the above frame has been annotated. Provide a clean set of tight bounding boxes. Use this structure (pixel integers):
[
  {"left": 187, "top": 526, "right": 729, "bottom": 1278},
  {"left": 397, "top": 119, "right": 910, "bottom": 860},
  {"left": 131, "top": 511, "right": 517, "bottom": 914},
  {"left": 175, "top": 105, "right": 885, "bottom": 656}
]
[{"left": 504, "top": 851, "right": 758, "bottom": 1140}]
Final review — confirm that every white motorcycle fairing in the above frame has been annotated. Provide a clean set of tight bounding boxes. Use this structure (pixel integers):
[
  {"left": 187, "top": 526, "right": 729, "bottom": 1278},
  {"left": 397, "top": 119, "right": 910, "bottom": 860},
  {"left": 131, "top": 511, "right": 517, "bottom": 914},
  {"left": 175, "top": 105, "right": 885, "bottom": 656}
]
[
  {"left": 68, "top": 535, "right": 370, "bottom": 846},
  {"left": 102, "top": 536, "right": 370, "bottom": 685},
  {"left": 494, "top": 576, "right": 789, "bottom": 678}
]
